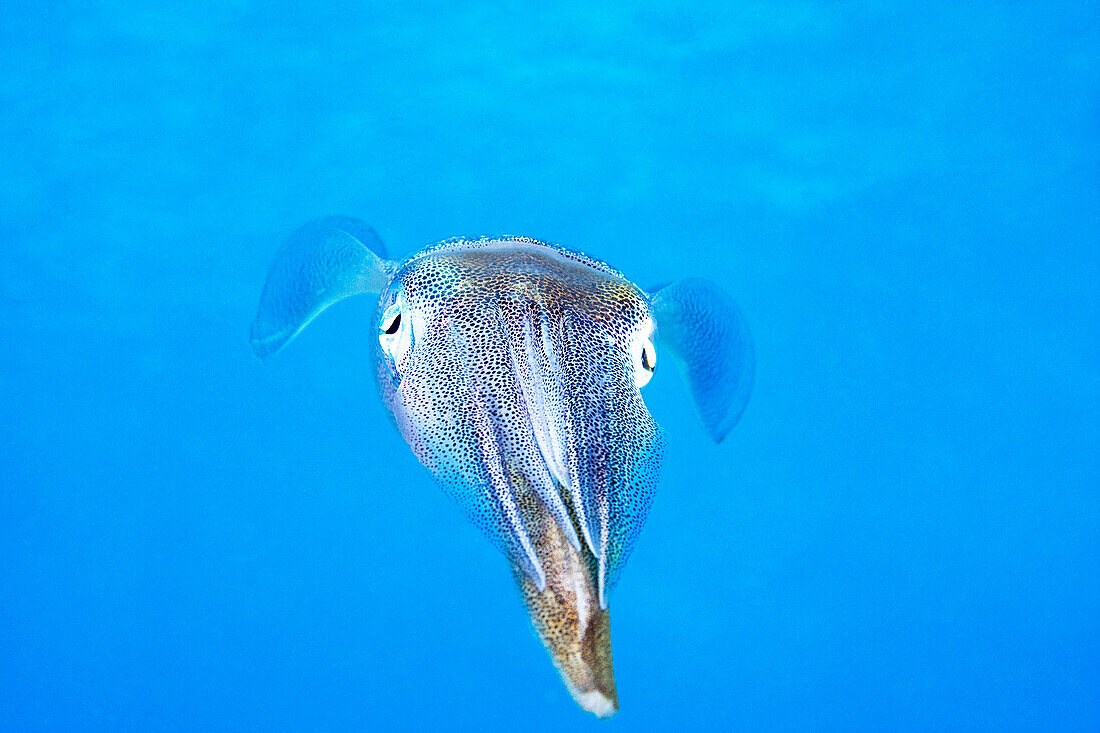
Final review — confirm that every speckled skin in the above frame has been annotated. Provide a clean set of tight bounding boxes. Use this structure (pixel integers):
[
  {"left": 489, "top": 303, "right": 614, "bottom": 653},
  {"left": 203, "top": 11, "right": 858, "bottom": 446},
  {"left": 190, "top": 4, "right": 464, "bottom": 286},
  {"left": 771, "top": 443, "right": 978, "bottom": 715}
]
[{"left": 373, "top": 238, "right": 665, "bottom": 715}]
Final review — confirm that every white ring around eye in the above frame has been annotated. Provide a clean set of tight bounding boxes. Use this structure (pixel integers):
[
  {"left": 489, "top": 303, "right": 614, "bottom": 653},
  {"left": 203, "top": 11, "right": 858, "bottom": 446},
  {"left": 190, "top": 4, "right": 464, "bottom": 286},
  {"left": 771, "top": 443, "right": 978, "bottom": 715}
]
[
  {"left": 633, "top": 328, "right": 656, "bottom": 389},
  {"left": 380, "top": 303, "right": 401, "bottom": 335},
  {"left": 379, "top": 296, "right": 412, "bottom": 373}
]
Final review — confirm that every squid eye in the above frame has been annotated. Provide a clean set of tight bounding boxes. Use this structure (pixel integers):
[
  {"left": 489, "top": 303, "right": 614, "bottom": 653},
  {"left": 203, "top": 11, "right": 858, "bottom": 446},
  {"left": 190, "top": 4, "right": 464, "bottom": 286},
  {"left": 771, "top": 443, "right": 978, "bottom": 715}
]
[
  {"left": 641, "top": 340, "right": 656, "bottom": 372},
  {"left": 633, "top": 329, "right": 657, "bottom": 389},
  {"left": 379, "top": 298, "right": 412, "bottom": 373}
]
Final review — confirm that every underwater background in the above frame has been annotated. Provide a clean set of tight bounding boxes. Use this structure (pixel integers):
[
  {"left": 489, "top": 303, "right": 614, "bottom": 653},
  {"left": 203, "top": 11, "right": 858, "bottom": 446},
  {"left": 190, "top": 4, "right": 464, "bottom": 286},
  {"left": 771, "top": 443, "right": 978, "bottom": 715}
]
[{"left": 2, "top": 1, "right": 1098, "bottom": 730}]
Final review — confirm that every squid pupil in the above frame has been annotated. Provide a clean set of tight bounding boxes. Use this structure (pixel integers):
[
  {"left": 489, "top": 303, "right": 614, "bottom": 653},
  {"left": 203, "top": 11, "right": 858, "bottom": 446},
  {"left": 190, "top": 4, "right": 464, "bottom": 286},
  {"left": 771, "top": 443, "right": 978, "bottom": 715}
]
[
  {"left": 641, "top": 345, "right": 655, "bottom": 371},
  {"left": 384, "top": 313, "right": 401, "bottom": 335}
]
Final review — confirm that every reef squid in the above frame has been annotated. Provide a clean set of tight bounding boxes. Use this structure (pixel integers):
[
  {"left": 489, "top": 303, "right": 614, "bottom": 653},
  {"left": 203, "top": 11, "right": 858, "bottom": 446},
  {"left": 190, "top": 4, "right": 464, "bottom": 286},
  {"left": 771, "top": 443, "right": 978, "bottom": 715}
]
[{"left": 250, "top": 216, "right": 754, "bottom": 717}]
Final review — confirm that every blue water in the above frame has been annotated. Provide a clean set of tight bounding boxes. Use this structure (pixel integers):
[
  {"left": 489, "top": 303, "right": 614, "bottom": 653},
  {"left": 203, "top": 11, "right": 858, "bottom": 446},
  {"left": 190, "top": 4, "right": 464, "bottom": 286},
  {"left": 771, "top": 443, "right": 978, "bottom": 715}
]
[{"left": 2, "top": 2, "right": 1097, "bottom": 730}]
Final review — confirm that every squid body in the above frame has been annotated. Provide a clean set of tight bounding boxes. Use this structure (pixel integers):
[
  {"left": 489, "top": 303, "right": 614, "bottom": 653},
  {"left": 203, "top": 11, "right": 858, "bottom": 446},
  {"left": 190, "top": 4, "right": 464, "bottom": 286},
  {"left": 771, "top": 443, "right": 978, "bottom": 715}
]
[{"left": 250, "top": 217, "right": 754, "bottom": 717}]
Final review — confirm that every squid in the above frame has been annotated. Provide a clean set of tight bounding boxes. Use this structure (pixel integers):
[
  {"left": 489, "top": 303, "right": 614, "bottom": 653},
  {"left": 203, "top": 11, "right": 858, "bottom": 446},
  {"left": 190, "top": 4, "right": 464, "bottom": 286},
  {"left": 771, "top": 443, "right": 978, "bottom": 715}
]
[{"left": 250, "top": 216, "right": 754, "bottom": 717}]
